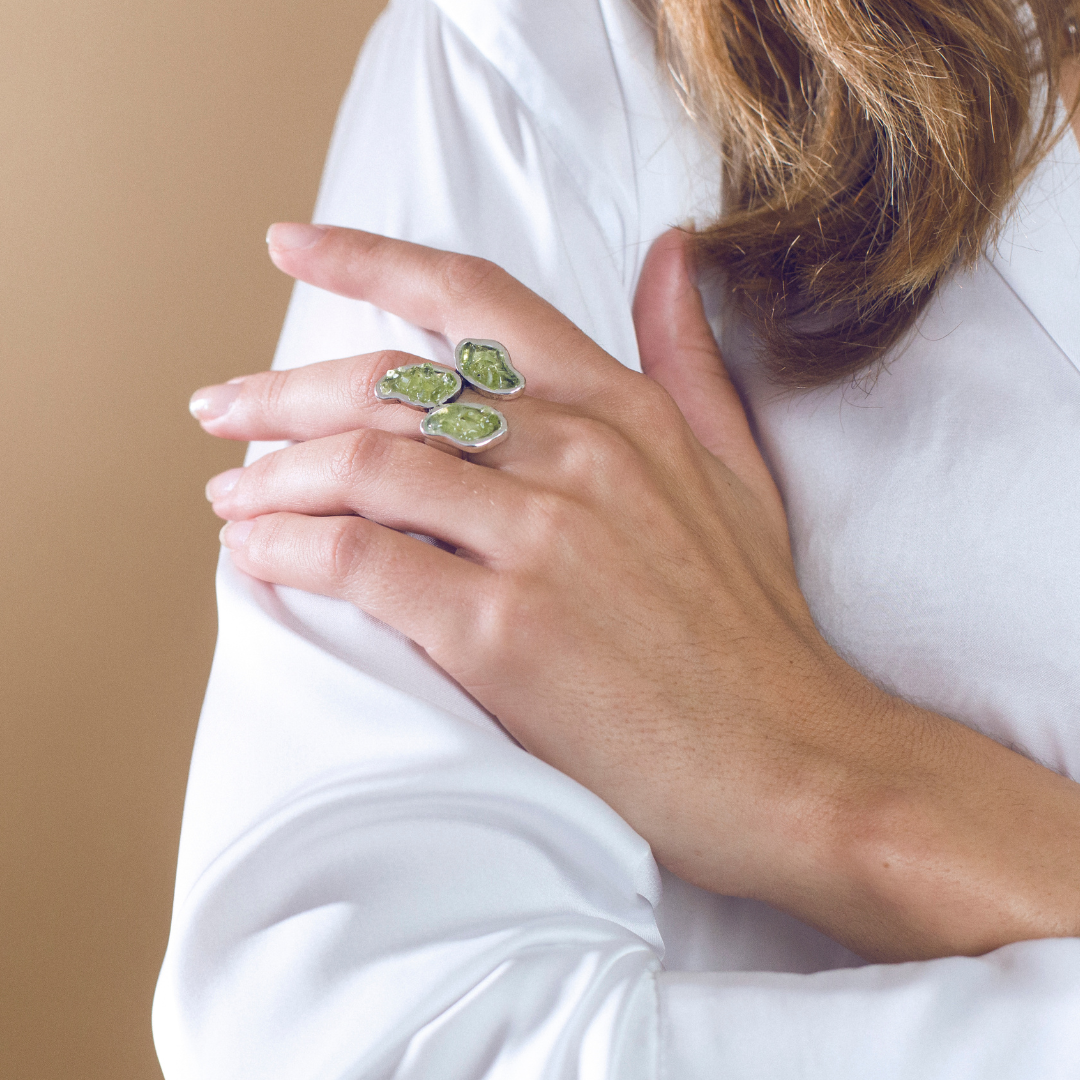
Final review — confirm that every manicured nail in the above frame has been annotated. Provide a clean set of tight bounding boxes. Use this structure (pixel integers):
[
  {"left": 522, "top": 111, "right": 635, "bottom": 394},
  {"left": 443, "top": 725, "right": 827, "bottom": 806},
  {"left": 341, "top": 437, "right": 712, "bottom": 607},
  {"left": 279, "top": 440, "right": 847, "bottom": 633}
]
[
  {"left": 189, "top": 382, "right": 241, "bottom": 421},
  {"left": 219, "top": 519, "right": 254, "bottom": 548},
  {"left": 266, "top": 222, "right": 328, "bottom": 251},
  {"left": 205, "top": 468, "right": 244, "bottom": 502}
]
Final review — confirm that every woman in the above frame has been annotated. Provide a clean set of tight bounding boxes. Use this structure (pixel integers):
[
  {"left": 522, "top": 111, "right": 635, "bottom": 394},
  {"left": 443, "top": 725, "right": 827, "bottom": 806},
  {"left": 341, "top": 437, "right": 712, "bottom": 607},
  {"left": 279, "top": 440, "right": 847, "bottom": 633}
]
[{"left": 156, "top": 0, "right": 1080, "bottom": 1075}]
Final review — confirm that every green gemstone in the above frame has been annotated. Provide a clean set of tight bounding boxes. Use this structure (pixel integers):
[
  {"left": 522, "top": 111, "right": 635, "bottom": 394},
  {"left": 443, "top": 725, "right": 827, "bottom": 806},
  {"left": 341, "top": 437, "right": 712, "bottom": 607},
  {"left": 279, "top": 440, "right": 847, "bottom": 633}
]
[
  {"left": 376, "top": 362, "right": 460, "bottom": 407},
  {"left": 422, "top": 403, "right": 505, "bottom": 445},
  {"left": 457, "top": 341, "right": 523, "bottom": 393}
]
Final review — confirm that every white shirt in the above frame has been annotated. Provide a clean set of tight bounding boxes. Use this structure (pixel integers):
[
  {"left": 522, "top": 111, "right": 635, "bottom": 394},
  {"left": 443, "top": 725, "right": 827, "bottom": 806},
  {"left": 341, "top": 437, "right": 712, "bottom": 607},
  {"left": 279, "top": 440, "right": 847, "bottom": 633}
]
[{"left": 152, "top": 0, "right": 1080, "bottom": 1076}]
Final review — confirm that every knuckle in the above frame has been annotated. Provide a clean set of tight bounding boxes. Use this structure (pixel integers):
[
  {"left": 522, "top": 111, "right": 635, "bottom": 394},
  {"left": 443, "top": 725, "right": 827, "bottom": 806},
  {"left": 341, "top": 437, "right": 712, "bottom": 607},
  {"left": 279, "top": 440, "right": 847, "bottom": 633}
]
[
  {"left": 343, "top": 357, "right": 379, "bottom": 410},
  {"left": 345, "top": 351, "right": 413, "bottom": 409},
  {"left": 325, "top": 428, "right": 384, "bottom": 486},
  {"left": 556, "top": 415, "right": 636, "bottom": 481},
  {"left": 634, "top": 375, "right": 673, "bottom": 411},
  {"left": 257, "top": 369, "right": 290, "bottom": 416},
  {"left": 318, "top": 518, "right": 366, "bottom": 589},
  {"left": 244, "top": 512, "right": 283, "bottom": 562},
  {"left": 628, "top": 378, "right": 681, "bottom": 429},
  {"left": 437, "top": 252, "right": 504, "bottom": 303}
]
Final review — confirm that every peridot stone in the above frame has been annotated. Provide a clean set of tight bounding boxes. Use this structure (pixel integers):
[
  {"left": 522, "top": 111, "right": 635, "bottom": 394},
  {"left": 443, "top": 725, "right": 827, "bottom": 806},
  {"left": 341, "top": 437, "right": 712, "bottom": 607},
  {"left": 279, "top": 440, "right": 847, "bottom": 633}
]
[
  {"left": 376, "top": 362, "right": 460, "bottom": 408},
  {"left": 456, "top": 340, "right": 524, "bottom": 395},
  {"left": 421, "top": 402, "right": 505, "bottom": 447}
]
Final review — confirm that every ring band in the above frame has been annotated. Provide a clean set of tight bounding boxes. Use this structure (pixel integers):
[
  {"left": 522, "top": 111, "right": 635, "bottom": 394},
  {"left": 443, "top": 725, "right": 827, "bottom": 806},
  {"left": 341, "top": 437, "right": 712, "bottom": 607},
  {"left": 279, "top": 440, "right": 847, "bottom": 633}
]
[{"left": 374, "top": 340, "right": 520, "bottom": 454}]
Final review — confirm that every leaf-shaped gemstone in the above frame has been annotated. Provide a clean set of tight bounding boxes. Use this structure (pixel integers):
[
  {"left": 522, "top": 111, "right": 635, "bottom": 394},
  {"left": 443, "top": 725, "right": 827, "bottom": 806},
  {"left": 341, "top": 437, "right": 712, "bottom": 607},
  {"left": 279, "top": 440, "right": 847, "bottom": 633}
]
[
  {"left": 376, "top": 362, "right": 461, "bottom": 408},
  {"left": 421, "top": 403, "right": 507, "bottom": 450},
  {"left": 455, "top": 339, "right": 525, "bottom": 396}
]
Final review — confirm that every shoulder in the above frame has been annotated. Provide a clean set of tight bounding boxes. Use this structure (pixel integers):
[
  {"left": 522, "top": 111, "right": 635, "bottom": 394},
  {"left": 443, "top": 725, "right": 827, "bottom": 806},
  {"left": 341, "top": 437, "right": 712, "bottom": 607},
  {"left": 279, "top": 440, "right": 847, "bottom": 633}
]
[
  {"left": 388, "top": 0, "right": 659, "bottom": 221},
  {"left": 428, "top": 0, "right": 645, "bottom": 115},
  {"left": 369, "top": 0, "right": 715, "bottom": 283}
]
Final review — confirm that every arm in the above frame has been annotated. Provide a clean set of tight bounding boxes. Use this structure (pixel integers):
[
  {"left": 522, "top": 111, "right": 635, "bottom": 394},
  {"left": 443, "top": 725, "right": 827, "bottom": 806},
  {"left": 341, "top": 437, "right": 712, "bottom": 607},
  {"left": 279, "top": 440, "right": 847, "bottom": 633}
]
[
  {"left": 156, "top": 6, "right": 666, "bottom": 1077},
  {"left": 157, "top": 1, "right": 1080, "bottom": 1076},
  {"left": 202, "top": 223, "right": 1080, "bottom": 965}
]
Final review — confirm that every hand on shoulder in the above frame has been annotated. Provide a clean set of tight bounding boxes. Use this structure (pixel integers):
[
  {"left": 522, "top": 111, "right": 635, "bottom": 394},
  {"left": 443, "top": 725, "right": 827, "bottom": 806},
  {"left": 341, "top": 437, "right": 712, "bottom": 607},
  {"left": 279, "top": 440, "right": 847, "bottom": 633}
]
[{"left": 190, "top": 223, "right": 1080, "bottom": 962}]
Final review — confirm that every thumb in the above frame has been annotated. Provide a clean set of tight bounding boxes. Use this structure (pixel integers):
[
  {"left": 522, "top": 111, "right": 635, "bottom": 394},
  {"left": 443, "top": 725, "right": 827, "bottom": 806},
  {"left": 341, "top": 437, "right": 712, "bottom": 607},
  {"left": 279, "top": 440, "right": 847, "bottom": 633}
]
[{"left": 633, "top": 228, "right": 781, "bottom": 508}]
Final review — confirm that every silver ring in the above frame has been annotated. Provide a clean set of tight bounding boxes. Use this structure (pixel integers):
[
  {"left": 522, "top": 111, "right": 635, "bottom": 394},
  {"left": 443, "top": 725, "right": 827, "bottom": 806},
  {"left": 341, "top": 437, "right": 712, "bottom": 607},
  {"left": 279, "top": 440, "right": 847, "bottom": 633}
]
[
  {"left": 375, "top": 361, "right": 462, "bottom": 410},
  {"left": 374, "top": 353, "right": 512, "bottom": 454},
  {"left": 421, "top": 402, "right": 508, "bottom": 453},
  {"left": 454, "top": 339, "right": 525, "bottom": 399}
]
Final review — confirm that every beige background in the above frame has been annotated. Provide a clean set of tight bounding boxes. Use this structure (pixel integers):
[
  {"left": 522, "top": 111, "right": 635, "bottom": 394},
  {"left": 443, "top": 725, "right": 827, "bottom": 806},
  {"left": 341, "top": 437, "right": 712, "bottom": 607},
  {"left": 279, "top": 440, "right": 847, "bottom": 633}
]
[{"left": 0, "top": 1, "right": 386, "bottom": 1076}]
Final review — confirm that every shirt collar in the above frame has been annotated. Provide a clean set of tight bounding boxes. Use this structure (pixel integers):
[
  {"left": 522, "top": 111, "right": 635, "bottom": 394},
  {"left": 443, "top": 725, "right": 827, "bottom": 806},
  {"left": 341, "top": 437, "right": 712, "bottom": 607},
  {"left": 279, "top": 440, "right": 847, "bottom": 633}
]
[{"left": 991, "top": 108, "right": 1080, "bottom": 375}]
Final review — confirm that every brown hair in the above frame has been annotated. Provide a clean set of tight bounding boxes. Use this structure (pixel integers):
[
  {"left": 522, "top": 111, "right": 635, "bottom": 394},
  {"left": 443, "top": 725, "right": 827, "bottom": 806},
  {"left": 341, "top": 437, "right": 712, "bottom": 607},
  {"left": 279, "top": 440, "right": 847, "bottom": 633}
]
[{"left": 653, "top": 0, "right": 1080, "bottom": 385}]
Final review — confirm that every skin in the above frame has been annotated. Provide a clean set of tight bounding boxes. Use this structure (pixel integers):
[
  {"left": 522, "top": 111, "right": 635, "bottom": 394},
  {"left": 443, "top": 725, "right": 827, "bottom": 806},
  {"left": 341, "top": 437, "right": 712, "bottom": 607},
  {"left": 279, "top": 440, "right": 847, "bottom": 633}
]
[{"left": 190, "top": 220, "right": 1080, "bottom": 965}]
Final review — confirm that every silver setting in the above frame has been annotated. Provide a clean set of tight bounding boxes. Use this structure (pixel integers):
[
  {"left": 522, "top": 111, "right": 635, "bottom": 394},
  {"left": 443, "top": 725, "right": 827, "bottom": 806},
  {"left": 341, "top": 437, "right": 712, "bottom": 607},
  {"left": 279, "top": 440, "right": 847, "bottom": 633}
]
[
  {"left": 420, "top": 403, "right": 509, "bottom": 454},
  {"left": 374, "top": 361, "right": 462, "bottom": 411},
  {"left": 454, "top": 338, "right": 526, "bottom": 400}
]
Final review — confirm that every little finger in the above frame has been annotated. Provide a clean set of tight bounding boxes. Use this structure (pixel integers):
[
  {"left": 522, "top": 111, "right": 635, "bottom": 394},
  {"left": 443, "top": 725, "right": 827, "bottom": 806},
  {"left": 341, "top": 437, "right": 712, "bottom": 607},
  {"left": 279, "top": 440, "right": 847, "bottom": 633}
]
[{"left": 220, "top": 512, "right": 492, "bottom": 657}]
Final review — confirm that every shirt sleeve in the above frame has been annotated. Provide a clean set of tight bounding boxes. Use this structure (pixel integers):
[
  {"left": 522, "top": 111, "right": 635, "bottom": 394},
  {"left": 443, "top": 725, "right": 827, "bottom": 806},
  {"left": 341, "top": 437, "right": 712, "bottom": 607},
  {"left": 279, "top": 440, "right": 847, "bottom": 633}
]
[{"left": 151, "top": 1, "right": 1080, "bottom": 1077}]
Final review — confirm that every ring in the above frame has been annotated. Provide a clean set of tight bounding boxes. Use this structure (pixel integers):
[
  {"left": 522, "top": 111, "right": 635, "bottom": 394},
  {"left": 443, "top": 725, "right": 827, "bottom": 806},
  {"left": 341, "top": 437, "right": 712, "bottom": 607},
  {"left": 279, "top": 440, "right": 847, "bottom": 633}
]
[
  {"left": 454, "top": 339, "right": 525, "bottom": 399},
  {"left": 375, "top": 361, "right": 462, "bottom": 410},
  {"left": 421, "top": 402, "right": 509, "bottom": 452},
  {"left": 374, "top": 341, "right": 520, "bottom": 454}
]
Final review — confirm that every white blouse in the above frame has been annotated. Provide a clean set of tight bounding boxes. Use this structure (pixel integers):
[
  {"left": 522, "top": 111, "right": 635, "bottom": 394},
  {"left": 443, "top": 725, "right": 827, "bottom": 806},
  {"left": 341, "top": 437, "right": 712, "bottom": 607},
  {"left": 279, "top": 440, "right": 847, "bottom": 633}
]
[{"left": 153, "top": 0, "right": 1080, "bottom": 1076}]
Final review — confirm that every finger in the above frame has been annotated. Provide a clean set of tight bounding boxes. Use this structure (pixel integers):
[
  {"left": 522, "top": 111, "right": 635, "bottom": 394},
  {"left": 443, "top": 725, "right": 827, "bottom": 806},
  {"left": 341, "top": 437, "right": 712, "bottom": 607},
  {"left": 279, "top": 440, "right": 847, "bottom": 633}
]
[
  {"left": 189, "top": 351, "right": 430, "bottom": 443},
  {"left": 220, "top": 512, "right": 491, "bottom": 657},
  {"left": 265, "top": 223, "right": 625, "bottom": 404},
  {"left": 633, "top": 228, "right": 782, "bottom": 509},
  {"left": 193, "top": 332, "right": 588, "bottom": 476},
  {"left": 207, "top": 427, "right": 527, "bottom": 556},
  {"left": 190, "top": 346, "right": 549, "bottom": 460}
]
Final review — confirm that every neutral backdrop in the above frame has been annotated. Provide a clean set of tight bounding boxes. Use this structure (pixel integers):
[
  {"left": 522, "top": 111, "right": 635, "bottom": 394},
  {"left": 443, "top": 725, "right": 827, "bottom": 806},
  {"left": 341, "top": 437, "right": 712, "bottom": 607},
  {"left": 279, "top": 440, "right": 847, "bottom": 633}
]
[{"left": 0, "top": 1, "right": 387, "bottom": 1076}]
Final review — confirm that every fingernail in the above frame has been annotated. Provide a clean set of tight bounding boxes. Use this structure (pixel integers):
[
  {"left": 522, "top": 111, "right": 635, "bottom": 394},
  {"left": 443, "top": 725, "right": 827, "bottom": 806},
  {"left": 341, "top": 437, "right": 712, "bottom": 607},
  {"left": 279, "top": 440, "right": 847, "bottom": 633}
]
[
  {"left": 266, "top": 222, "right": 328, "bottom": 251},
  {"left": 219, "top": 519, "right": 254, "bottom": 549},
  {"left": 189, "top": 382, "right": 241, "bottom": 421},
  {"left": 205, "top": 468, "right": 244, "bottom": 502}
]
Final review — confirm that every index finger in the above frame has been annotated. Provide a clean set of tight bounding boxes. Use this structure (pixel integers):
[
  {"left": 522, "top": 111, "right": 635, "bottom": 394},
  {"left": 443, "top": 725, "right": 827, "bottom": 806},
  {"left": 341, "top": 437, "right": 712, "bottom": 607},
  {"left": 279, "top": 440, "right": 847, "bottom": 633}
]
[{"left": 266, "top": 223, "right": 626, "bottom": 404}]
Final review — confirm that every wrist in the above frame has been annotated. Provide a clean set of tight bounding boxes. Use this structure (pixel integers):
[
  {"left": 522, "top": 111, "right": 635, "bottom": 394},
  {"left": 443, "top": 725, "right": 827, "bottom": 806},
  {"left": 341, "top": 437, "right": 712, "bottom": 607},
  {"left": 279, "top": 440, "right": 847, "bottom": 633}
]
[
  {"left": 636, "top": 630, "right": 1080, "bottom": 963},
  {"left": 778, "top": 690, "right": 1080, "bottom": 962}
]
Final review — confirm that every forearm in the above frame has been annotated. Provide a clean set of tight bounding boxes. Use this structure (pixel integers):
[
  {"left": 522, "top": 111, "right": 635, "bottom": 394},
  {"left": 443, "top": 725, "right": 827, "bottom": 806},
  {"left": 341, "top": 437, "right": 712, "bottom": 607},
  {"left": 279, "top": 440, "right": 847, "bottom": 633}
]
[
  {"left": 829, "top": 694, "right": 1080, "bottom": 962},
  {"left": 686, "top": 659, "right": 1080, "bottom": 964}
]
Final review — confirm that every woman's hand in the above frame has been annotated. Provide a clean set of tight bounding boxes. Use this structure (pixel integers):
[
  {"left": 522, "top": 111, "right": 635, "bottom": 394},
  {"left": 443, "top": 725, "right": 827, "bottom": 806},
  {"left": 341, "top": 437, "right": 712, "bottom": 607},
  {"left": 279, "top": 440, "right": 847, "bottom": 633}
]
[{"left": 191, "top": 223, "right": 1080, "bottom": 962}]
